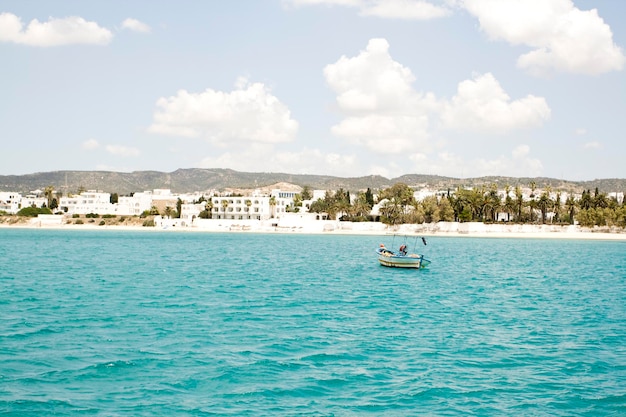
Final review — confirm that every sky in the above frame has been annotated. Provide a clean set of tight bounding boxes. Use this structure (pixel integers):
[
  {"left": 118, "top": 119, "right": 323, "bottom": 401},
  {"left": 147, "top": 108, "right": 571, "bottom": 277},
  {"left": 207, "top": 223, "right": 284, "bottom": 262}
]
[{"left": 1, "top": 0, "right": 624, "bottom": 181}]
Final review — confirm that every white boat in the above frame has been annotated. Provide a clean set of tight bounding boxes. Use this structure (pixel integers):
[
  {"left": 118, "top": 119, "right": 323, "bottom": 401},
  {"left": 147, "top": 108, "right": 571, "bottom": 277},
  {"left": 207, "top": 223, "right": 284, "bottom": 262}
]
[{"left": 376, "top": 242, "right": 431, "bottom": 269}]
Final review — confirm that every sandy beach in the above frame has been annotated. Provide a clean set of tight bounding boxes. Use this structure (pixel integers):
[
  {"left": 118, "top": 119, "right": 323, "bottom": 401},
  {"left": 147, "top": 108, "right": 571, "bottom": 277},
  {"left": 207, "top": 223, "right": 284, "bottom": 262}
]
[{"left": 1, "top": 215, "right": 625, "bottom": 240}]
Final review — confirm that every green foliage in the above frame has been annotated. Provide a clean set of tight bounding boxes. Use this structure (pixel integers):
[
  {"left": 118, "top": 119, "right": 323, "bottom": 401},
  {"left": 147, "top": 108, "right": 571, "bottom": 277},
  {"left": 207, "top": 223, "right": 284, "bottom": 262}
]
[
  {"left": 99, "top": 220, "right": 106, "bottom": 226},
  {"left": 74, "top": 219, "right": 84, "bottom": 225},
  {"left": 301, "top": 185, "right": 312, "bottom": 200},
  {"left": 176, "top": 198, "right": 183, "bottom": 219},
  {"left": 17, "top": 206, "right": 52, "bottom": 217},
  {"left": 72, "top": 214, "right": 80, "bottom": 218},
  {"left": 378, "top": 183, "right": 415, "bottom": 225},
  {"left": 142, "top": 219, "right": 155, "bottom": 227},
  {"left": 85, "top": 213, "right": 99, "bottom": 218},
  {"left": 102, "top": 214, "right": 116, "bottom": 218}
]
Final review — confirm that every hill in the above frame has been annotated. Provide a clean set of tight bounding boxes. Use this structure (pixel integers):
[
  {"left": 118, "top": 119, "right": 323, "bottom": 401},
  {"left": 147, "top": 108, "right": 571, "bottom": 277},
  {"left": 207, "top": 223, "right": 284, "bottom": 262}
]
[{"left": 0, "top": 168, "right": 624, "bottom": 196}]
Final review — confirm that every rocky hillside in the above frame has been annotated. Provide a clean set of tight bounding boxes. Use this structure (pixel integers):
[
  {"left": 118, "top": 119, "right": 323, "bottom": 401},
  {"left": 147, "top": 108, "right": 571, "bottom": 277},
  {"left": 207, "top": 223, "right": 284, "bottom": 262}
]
[{"left": 1, "top": 168, "right": 624, "bottom": 196}]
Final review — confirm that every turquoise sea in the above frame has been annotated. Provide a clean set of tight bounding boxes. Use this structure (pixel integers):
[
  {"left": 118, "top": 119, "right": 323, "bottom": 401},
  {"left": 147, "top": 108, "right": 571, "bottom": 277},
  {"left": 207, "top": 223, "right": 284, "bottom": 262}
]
[{"left": 1, "top": 229, "right": 625, "bottom": 416}]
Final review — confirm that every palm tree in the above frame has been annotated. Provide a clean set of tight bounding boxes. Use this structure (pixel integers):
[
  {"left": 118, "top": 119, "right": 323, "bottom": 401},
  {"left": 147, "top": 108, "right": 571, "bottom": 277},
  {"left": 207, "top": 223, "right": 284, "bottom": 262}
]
[
  {"left": 504, "top": 185, "right": 514, "bottom": 222},
  {"left": 269, "top": 196, "right": 277, "bottom": 219},
  {"left": 565, "top": 195, "right": 577, "bottom": 224},
  {"left": 221, "top": 199, "right": 229, "bottom": 219},
  {"left": 351, "top": 192, "right": 372, "bottom": 219},
  {"left": 484, "top": 184, "right": 501, "bottom": 222},
  {"left": 553, "top": 191, "right": 562, "bottom": 223},
  {"left": 44, "top": 185, "right": 54, "bottom": 209},
  {"left": 514, "top": 186, "right": 524, "bottom": 222},
  {"left": 379, "top": 183, "right": 415, "bottom": 224},
  {"left": 528, "top": 181, "right": 537, "bottom": 222},
  {"left": 537, "top": 190, "right": 552, "bottom": 224}
]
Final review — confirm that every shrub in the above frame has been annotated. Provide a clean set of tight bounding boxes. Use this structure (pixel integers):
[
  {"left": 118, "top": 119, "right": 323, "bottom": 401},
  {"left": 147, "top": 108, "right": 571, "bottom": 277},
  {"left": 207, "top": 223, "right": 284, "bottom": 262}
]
[
  {"left": 99, "top": 220, "right": 106, "bottom": 226},
  {"left": 74, "top": 219, "right": 84, "bottom": 224},
  {"left": 85, "top": 213, "right": 99, "bottom": 218},
  {"left": 17, "top": 207, "right": 52, "bottom": 217},
  {"left": 142, "top": 219, "right": 155, "bottom": 227},
  {"left": 102, "top": 214, "right": 116, "bottom": 219},
  {"left": 72, "top": 214, "right": 80, "bottom": 218}
]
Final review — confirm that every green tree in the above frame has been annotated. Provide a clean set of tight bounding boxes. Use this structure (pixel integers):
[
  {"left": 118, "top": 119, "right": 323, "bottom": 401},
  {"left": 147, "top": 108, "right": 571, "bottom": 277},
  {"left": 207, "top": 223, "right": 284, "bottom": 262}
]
[
  {"left": 579, "top": 190, "right": 592, "bottom": 210},
  {"left": 176, "top": 198, "right": 183, "bottom": 218},
  {"left": 110, "top": 193, "right": 119, "bottom": 204},
  {"left": 483, "top": 184, "right": 501, "bottom": 222},
  {"left": 438, "top": 196, "right": 455, "bottom": 221},
  {"left": 44, "top": 186, "right": 54, "bottom": 209},
  {"left": 333, "top": 188, "right": 351, "bottom": 220},
  {"left": 17, "top": 206, "right": 52, "bottom": 217},
  {"left": 565, "top": 195, "right": 576, "bottom": 224},
  {"left": 514, "top": 186, "right": 524, "bottom": 222},
  {"left": 221, "top": 199, "right": 230, "bottom": 218},
  {"left": 378, "top": 183, "right": 415, "bottom": 225},
  {"left": 421, "top": 195, "right": 440, "bottom": 223},
  {"left": 365, "top": 188, "right": 375, "bottom": 207},
  {"left": 553, "top": 191, "right": 562, "bottom": 223},
  {"left": 351, "top": 191, "right": 373, "bottom": 220},
  {"left": 292, "top": 194, "right": 302, "bottom": 213},
  {"left": 537, "top": 189, "right": 552, "bottom": 224},
  {"left": 269, "top": 196, "right": 276, "bottom": 218},
  {"left": 301, "top": 186, "right": 312, "bottom": 201},
  {"left": 504, "top": 185, "right": 515, "bottom": 222}
]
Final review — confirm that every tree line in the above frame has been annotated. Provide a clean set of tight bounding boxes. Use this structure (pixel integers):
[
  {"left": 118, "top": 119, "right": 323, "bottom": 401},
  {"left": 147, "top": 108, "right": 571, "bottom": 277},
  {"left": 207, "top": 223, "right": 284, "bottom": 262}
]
[{"left": 306, "top": 183, "right": 626, "bottom": 228}]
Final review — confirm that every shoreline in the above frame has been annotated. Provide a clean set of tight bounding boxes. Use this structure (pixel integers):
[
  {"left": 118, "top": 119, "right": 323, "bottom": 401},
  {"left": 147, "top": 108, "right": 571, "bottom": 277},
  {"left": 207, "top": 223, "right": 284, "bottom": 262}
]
[{"left": 1, "top": 218, "right": 625, "bottom": 241}]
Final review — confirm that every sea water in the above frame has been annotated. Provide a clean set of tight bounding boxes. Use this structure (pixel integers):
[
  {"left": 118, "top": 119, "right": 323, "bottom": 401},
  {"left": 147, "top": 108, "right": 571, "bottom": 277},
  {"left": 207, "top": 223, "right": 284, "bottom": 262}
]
[{"left": 1, "top": 229, "right": 625, "bottom": 416}]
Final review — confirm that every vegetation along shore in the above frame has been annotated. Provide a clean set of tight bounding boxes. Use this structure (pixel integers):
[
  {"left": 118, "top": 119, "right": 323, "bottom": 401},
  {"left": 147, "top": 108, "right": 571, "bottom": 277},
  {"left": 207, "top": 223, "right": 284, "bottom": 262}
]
[{"left": 1, "top": 170, "right": 624, "bottom": 239}]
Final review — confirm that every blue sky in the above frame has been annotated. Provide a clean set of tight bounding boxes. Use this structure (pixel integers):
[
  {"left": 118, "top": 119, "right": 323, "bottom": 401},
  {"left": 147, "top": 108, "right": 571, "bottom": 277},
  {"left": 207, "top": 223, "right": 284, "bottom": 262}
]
[{"left": 1, "top": 0, "right": 624, "bottom": 181}]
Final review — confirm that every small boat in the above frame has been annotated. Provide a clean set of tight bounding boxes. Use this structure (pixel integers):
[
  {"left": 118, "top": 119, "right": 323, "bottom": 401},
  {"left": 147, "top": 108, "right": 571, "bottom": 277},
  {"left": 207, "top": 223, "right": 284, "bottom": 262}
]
[{"left": 376, "top": 243, "right": 431, "bottom": 269}]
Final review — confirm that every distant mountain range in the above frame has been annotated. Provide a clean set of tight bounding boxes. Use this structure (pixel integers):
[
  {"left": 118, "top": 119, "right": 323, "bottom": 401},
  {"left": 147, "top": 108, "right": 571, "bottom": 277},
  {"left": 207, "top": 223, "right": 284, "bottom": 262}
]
[{"left": 1, "top": 168, "right": 624, "bottom": 196}]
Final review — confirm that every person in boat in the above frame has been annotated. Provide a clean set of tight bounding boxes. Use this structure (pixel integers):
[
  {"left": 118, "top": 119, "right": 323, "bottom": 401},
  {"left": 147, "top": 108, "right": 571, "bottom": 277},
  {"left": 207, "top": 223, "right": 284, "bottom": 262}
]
[{"left": 399, "top": 244, "right": 407, "bottom": 256}]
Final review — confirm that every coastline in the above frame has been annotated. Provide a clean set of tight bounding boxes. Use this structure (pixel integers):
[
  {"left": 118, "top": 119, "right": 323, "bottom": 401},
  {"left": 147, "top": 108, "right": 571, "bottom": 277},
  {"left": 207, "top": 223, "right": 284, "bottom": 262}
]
[{"left": 1, "top": 217, "right": 625, "bottom": 241}]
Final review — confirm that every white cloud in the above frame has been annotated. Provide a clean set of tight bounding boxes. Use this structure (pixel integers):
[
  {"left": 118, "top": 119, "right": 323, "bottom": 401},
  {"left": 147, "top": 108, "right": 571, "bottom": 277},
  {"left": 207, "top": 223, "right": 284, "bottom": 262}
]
[
  {"left": 82, "top": 139, "right": 100, "bottom": 150},
  {"left": 149, "top": 78, "right": 299, "bottom": 145},
  {"left": 441, "top": 73, "right": 551, "bottom": 133},
  {"left": 105, "top": 145, "right": 140, "bottom": 157},
  {"left": 583, "top": 141, "right": 601, "bottom": 149},
  {"left": 286, "top": 0, "right": 360, "bottom": 6},
  {"left": 325, "top": 39, "right": 548, "bottom": 160},
  {"left": 461, "top": 0, "right": 625, "bottom": 75},
  {"left": 359, "top": 0, "right": 451, "bottom": 19},
  {"left": 0, "top": 12, "right": 112, "bottom": 46},
  {"left": 285, "top": 0, "right": 450, "bottom": 20},
  {"left": 409, "top": 145, "right": 543, "bottom": 178},
  {"left": 574, "top": 128, "right": 587, "bottom": 136},
  {"left": 121, "top": 18, "right": 151, "bottom": 33},
  {"left": 324, "top": 38, "right": 439, "bottom": 153}
]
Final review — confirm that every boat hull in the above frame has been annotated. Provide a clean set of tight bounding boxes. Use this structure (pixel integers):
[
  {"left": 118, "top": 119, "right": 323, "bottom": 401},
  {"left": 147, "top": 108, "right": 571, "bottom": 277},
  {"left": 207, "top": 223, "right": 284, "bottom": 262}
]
[{"left": 376, "top": 248, "right": 430, "bottom": 269}]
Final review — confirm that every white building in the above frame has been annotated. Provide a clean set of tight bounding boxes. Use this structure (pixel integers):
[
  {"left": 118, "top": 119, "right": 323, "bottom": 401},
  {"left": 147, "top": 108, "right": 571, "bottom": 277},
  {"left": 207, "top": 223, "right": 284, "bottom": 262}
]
[
  {"left": 19, "top": 193, "right": 47, "bottom": 211},
  {"left": 60, "top": 191, "right": 114, "bottom": 215},
  {"left": 117, "top": 192, "right": 154, "bottom": 216},
  {"left": 210, "top": 194, "right": 293, "bottom": 221},
  {"left": 0, "top": 192, "right": 22, "bottom": 213}
]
